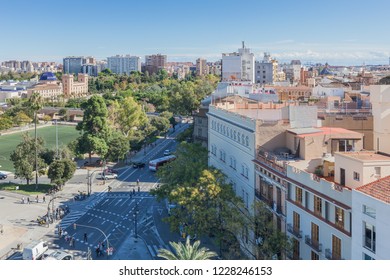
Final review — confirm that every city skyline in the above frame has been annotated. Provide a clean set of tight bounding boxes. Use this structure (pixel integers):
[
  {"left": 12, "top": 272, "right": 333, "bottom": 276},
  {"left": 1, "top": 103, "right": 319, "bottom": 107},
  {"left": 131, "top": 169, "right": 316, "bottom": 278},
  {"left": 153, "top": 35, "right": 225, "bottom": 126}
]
[{"left": 2, "top": 0, "right": 390, "bottom": 65}]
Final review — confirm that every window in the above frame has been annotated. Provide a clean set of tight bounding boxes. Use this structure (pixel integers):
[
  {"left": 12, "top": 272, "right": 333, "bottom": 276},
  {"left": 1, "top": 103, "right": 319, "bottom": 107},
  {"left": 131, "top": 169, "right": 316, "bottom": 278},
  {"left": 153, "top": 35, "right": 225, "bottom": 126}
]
[
  {"left": 211, "top": 145, "right": 217, "bottom": 156},
  {"left": 374, "top": 167, "right": 381, "bottom": 178},
  {"left": 353, "top": 172, "right": 360, "bottom": 181},
  {"left": 335, "top": 207, "right": 344, "bottom": 228},
  {"left": 311, "top": 251, "right": 319, "bottom": 260},
  {"left": 219, "top": 150, "right": 226, "bottom": 162},
  {"left": 363, "top": 205, "right": 376, "bottom": 219},
  {"left": 295, "top": 187, "right": 303, "bottom": 205},
  {"left": 364, "top": 222, "right": 376, "bottom": 253},
  {"left": 241, "top": 164, "right": 249, "bottom": 178},
  {"left": 339, "top": 139, "right": 354, "bottom": 152},
  {"left": 332, "top": 235, "right": 342, "bottom": 260},
  {"left": 229, "top": 156, "right": 236, "bottom": 170},
  {"left": 198, "top": 128, "right": 202, "bottom": 136},
  {"left": 311, "top": 223, "right": 319, "bottom": 246},
  {"left": 293, "top": 211, "right": 300, "bottom": 232},
  {"left": 292, "top": 239, "right": 300, "bottom": 260},
  {"left": 314, "top": 196, "right": 322, "bottom": 216}
]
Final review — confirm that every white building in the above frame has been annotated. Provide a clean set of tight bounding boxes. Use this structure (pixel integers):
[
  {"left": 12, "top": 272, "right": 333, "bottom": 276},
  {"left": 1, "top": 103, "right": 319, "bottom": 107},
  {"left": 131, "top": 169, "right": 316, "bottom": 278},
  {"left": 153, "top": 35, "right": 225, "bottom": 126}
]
[
  {"left": 370, "top": 85, "right": 390, "bottom": 155},
  {"left": 312, "top": 83, "right": 347, "bottom": 98},
  {"left": 255, "top": 53, "right": 278, "bottom": 85},
  {"left": 107, "top": 55, "right": 141, "bottom": 75},
  {"left": 352, "top": 176, "right": 390, "bottom": 260},
  {"left": 222, "top": 42, "right": 255, "bottom": 83}
]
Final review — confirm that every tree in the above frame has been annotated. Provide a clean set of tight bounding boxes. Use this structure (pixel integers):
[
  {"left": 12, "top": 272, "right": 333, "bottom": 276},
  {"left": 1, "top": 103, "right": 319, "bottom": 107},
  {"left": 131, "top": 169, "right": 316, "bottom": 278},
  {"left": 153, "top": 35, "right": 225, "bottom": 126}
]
[
  {"left": 0, "top": 115, "right": 13, "bottom": 130},
  {"left": 28, "top": 92, "right": 44, "bottom": 189},
  {"left": 153, "top": 143, "right": 246, "bottom": 258},
  {"left": 115, "top": 97, "right": 147, "bottom": 137},
  {"left": 106, "top": 133, "right": 130, "bottom": 162},
  {"left": 10, "top": 133, "right": 46, "bottom": 185},
  {"left": 13, "top": 111, "right": 32, "bottom": 126},
  {"left": 157, "top": 236, "right": 217, "bottom": 260},
  {"left": 252, "top": 201, "right": 292, "bottom": 260},
  {"left": 47, "top": 159, "right": 76, "bottom": 189},
  {"left": 76, "top": 95, "right": 110, "bottom": 160},
  {"left": 149, "top": 115, "right": 170, "bottom": 136}
]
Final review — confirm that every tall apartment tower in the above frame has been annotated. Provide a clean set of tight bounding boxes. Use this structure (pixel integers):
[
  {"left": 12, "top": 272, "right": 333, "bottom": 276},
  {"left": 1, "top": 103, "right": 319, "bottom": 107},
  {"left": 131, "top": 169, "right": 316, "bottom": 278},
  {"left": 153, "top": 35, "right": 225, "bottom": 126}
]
[
  {"left": 222, "top": 42, "right": 255, "bottom": 83},
  {"left": 63, "top": 56, "right": 84, "bottom": 74},
  {"left": 196, "top": 58, "right": 208, "bottom": 76},
  {"left": 107, "top": 55, "right": 141, "bottom": 75},
  {"left": 144, "top": 54, "right": 167, "bottom": 75}
]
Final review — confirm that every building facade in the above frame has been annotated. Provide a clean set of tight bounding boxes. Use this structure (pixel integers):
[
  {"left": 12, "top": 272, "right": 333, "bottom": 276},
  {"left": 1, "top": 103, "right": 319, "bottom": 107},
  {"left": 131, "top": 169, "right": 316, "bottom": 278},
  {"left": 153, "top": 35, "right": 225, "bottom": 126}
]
[
  {"left": 196, "top": 58, "right": 208, "bottom": 76},
  {"left": 144, "top": 54, "right": 167, "bottom": 75},
  {"left": 63, "top": 56, "right": 84, "bottom": 74},
  {"left": 222, "top": 42, "right": 255, "bottom": 83},
  {"left": 255, "top": 53, "right": 278, "bottom": 85},
  {"left": 107, "top": 55, "right": 141, "bottom": 75},
  {"left": 62, "top": 73, "right": 88, "bottom": 97}
]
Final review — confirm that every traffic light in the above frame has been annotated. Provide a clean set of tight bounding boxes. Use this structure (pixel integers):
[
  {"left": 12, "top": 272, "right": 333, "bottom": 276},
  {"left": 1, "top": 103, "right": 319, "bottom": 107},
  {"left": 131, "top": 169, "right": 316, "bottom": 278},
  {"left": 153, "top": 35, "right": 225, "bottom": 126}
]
[{"left": 73, "top": 223, "right": 76, "bottom": 230}]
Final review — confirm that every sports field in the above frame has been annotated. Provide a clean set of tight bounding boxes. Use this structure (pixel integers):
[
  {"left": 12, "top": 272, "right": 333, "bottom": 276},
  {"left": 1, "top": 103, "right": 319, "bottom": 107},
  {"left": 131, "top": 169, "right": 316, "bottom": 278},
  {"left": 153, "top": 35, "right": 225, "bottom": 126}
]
[{"left": 0, "top": 125, "right": 81, "bottom": 172}]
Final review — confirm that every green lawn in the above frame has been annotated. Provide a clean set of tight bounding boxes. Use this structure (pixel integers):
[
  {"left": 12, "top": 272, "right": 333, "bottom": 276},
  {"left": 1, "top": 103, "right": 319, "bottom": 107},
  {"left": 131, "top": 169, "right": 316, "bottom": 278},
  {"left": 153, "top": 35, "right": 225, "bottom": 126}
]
[{"left": 0, "top": 125, "right": 81, "bottom": 172}]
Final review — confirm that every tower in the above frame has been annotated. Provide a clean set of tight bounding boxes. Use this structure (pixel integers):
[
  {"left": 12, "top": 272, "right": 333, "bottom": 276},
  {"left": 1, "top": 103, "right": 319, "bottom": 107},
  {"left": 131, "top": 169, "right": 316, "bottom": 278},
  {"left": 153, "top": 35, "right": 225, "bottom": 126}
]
[{"left": 62, "top": 74, "right": 74, "bottom": 96}]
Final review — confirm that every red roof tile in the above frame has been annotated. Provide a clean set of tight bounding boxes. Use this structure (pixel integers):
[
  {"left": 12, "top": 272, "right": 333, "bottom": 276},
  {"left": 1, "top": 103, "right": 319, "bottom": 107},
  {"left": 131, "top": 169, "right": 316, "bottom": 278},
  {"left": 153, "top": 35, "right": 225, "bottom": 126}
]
[{"left": 356, "top": 175, "right": 390, "bottom": 204}]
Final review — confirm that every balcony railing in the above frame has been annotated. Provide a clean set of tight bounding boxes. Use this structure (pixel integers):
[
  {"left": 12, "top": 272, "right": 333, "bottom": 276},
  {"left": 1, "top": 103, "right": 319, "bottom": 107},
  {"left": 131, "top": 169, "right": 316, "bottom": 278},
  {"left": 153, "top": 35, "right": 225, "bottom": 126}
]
[
  {"left": 325, "top": 248, "right": 342, "bottom": 260},
  {"left": 305, "top": 235, "right": 322, "bottom": 252},
  {"left": 287, "top": 223, "right": 302, "bottom": 239},
  {"left": 256, "top": 147, "right": 288, "bottom": 175}
]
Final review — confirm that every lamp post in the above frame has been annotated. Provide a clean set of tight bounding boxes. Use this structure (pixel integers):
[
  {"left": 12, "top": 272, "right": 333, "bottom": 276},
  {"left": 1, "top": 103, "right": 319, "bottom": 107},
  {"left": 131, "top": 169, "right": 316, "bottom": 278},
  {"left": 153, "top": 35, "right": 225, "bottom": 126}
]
[
  {"left": 133, "top": 203, "right": 139, "bottom": 238},
  {"left": 87, "top": 169, "right": 100, "bottom": 196}
]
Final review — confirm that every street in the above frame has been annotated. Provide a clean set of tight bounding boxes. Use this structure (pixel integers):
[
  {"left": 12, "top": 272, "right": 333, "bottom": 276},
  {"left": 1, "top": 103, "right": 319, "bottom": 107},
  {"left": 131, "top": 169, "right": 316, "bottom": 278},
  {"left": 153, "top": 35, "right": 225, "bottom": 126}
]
[{"left": 1, "top": 123, "right": 192, "bottom": 260}]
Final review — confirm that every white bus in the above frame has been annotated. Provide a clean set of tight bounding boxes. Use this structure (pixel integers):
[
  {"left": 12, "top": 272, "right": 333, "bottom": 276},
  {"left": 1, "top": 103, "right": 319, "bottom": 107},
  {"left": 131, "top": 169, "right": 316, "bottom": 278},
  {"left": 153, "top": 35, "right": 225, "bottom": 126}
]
[{"left": 149, "top": 155, "right": 176, "bottom": 171}]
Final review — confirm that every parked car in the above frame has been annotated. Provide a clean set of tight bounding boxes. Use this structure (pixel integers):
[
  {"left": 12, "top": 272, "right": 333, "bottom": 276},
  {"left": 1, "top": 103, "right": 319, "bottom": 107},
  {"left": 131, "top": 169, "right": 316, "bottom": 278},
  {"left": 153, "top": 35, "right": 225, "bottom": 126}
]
[
  {"left": 163, "top": 149, "right": 171, "bottom": 156},
  {"left": 100, "top": 173, "right": 118, "bottom": 180},
  {"left": 103, "top": 168, "right": 118, "bottom": 174},
  {"left": 43, "top": 249, "right": 73, "bottom": 260},
  {"left": 132, "top": 161, "right": 145, "bottom": 168},
  {"left": 0, "top": 172, "right": 7, "bottom": 180}
]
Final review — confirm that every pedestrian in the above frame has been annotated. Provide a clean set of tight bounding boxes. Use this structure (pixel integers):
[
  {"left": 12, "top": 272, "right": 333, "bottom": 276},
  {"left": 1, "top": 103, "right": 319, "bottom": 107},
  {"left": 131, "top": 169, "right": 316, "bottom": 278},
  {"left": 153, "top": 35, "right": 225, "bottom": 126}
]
[
  {"left": 27, "top": 197, "right": 30, "bottom": 204},
  {"left": 138, "top": 186, "right": 140, "bottom": 193},
  {"left": 84, "top": 233, "right": 88, "bottom": 242},
  {"left": 21, "top": 197, "right": 25, "bottom": 204},
  {"left": 43, "top": 196, "right": 46, "bottom": 203},
  {"left": 36, "top": 195, "right": 39, "bottom": 203},
  {"left": 96, "top": 247, "right": 100, "bottom": 257},
  {"left": 72, "top": 237, "right": 75, "bottom": 247},
  {"left": 136, "top": 178, "right": 139, "bottom": 186},
  {"left": 58, "top": 227, "right": 62, "bottom": 238},
  {"left": 133, "top": 188, "right": 135, "bottom": 195}
]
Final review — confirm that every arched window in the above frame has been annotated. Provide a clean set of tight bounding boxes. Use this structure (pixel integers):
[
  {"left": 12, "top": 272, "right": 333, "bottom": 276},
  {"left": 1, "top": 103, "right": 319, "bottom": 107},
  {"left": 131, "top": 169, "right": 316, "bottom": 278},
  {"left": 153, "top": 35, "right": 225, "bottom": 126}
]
[{"left": 246, "top": 136, "right": 249, "bottom": 146}]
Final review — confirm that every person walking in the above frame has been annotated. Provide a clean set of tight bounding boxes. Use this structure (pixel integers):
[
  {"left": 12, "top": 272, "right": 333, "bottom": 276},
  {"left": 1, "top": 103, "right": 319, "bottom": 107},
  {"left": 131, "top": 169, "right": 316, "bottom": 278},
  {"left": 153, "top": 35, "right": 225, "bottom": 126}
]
[
  {"left": 43, "top": 196, "right": 46, "bottom": 203},
  {"left": 36, "top": 195, "right": 39, "bottom": 203},
  {"left": 27, "top": 197, "right": 30, "bottom": 204},
  {"left": 84, "top": 233, "right": 88, "bottom": 242}
]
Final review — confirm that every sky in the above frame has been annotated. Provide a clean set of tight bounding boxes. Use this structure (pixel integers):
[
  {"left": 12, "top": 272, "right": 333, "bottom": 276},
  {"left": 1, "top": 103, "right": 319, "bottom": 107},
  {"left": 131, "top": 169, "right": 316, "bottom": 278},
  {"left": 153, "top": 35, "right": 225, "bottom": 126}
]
[{"left": 2, "top": 0, "right": 390, "bottom": 66}]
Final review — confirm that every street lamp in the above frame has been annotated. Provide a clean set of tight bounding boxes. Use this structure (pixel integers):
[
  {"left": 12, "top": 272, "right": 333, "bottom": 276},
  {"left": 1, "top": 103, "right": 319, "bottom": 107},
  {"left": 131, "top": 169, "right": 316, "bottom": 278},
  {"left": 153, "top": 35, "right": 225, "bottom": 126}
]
[
  {"left": 133, "top": 204, "right": 139, "bottom": 238},
  {"left": 87, "top": 169, "right": 100, "bottom": 196}
]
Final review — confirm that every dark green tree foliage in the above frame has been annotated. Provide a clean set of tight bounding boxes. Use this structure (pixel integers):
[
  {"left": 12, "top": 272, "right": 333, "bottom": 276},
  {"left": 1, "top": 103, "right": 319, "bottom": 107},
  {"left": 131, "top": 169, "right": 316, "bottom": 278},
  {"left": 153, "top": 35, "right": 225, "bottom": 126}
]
[
  {"left": 253, "top": 201, "right": 292, "bottom": 259},
  {"left": 107, "top": 132, "right": 130, "bottom": 162},
  {"left": 149, "top": 115, "right": 170, "bottom": 135},
  {"left": 76, "top": 95, "right": 110, "bottom": 159},
  {"left": 47, "top": 159, "right": 76, "bottom": 189},
  {"left": 0, "top": 115, "right": 13, "bottom": 130},
  {"left": 10, "top": 133, "right": 47, "bottom": 185}
]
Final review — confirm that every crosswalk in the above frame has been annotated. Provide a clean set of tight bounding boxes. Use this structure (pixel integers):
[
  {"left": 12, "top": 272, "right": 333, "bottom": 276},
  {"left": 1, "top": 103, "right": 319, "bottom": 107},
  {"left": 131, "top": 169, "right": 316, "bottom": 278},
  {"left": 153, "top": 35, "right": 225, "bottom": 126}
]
[{"left": 58, "top": 210, "right": 85, "bottom": 230}]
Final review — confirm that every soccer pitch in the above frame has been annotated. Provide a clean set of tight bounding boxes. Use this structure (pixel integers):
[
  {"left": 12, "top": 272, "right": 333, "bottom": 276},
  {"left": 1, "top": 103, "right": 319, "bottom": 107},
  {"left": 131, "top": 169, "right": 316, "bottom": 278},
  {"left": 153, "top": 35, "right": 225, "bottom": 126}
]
[{"left": 0, "top": 125, "right": 81, "bottom": 172}]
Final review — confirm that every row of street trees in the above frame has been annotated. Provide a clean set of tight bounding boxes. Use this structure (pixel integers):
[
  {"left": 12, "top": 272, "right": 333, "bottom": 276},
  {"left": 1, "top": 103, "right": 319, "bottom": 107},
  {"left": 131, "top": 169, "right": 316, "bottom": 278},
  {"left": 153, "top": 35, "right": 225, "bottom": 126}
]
[{"left": 152, "top": 142, "right": 291, "bottom": 259}]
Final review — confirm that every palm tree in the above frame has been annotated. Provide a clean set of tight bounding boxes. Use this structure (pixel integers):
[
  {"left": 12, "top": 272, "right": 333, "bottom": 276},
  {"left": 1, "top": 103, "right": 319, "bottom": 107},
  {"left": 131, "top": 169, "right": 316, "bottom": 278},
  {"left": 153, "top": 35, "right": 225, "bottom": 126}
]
[
  {"left": 157, "top": 237, "right": 218, "bottom": 260},
  {"left": 28, "top": 92, "right": 44, "bottom": 189}
]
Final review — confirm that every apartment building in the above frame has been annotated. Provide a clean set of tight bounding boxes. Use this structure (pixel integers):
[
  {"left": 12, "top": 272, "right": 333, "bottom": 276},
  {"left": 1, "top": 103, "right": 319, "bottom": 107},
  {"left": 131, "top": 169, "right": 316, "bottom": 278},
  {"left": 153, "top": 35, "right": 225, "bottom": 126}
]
[
  {"left": 107, "top": 55, "right": 141, "bottom": 75},
  {"left": 196, "top": 58, "right": 208, "bottom": 76},
  {"left": 222, "top": 42, "right": 255, "bottom": 83},
  {"left": 144, "top": 54, "right": 167, "bottom": 75},
  {"left": 371, "top": 85, "right": 390, "bottom": 155},
  {"left": 255, "top": 53, "right": 278, "bottom": 85},
  {"left": 352, "top": 175, "right": 390, "bottom": 260}
]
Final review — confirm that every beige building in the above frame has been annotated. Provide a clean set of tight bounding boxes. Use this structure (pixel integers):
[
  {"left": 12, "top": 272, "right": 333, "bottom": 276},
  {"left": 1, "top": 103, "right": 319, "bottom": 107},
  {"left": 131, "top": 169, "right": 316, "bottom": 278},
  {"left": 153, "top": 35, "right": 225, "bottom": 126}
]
[
  {"left": 196, "top": 58, "right": 208, "bottom": 76},
  {"left": 370, "top": 85, "right": 390, "bottom": 155},
  {"left": 62, "top": 73, "right": 89, "bottom": 97},
  {"left": 27, "top": 72, "right": 63, "bottom": 99}
]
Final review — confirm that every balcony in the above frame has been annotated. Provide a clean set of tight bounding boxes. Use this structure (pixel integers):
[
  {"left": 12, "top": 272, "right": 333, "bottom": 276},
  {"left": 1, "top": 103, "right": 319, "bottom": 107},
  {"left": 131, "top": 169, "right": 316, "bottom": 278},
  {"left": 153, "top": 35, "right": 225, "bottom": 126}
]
[
  {"left": 256, "top": 146, "right": 289, "bottom": 176},
  {"left": 287, "top": 223, "right": 302, "bottom": 239},
  {"left": 305, "top": 235, "right": 322, "bottom": 252},
  {"left": 325, "top": 248, "right": 342, "bottom": 260}
]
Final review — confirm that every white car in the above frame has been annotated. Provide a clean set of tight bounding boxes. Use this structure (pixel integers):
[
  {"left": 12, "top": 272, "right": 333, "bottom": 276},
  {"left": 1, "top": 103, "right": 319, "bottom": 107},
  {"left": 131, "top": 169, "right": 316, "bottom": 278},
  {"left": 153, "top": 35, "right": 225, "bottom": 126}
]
[
  {"left": 163, "top": 149, "right": 171, "bottom": 156},
  {"left": 101, "top": 173, "right": 118, "bottom": 180}
]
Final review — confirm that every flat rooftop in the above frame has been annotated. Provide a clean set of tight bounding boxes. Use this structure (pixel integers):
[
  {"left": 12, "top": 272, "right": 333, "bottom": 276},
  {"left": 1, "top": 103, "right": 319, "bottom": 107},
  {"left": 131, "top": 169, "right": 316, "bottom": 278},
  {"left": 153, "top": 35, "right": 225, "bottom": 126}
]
[
  {"left": 289, "top": 127, "right": 362, "bottom": 138},
  {"left": 356, "top": 175, "right": 390, "bottom": 204},
  {"left": 336, "top": 151, "right": 390, "bottom": 162},
  {"left": 229, "top": 108, "right": 283, "bottom": 121}
]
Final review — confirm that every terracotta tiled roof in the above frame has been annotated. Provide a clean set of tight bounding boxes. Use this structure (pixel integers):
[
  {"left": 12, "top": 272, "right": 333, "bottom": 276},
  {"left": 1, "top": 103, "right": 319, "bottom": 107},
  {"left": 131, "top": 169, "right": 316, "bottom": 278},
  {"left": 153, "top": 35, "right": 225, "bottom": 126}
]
[{"left": 356, "top": 175, "right": 390, "bottom": 204}]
